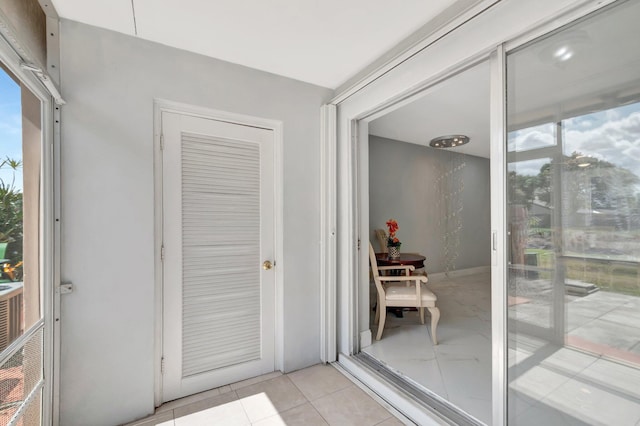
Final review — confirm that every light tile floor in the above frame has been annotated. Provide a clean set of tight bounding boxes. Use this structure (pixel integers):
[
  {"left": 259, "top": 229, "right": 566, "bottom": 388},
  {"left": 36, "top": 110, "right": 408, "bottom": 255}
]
[
  {"left": 363, "top": 272, "right": 493, "bottom": 424},
  {"left": 363, "top": 271, "right": 640, "bottom": 426},
  {"left": 123, "top": 364, "right": 410, "bottom": 426},
  {"left": 123, "top": 272, "right": 640, "bottom": 426}
]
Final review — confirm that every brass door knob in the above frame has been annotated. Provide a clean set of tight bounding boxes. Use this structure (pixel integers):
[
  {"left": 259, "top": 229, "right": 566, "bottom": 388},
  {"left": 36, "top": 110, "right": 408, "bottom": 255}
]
[{"left": 262, "top": 260, "right": 273, "bottom": 270}]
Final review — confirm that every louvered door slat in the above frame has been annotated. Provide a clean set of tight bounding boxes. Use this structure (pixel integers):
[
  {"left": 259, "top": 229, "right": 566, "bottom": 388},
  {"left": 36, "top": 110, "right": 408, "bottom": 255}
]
[{"left": 181, "top": 133, "right": 261, "bottom": 378}]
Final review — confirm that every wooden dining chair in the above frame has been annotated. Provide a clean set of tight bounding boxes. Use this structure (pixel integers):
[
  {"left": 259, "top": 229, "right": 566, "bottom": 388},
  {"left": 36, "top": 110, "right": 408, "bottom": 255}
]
[
  {"left": 374, "top": 229, "right": 388, "bottom": 253},
  {"left": 369, "top": 243, "right": 440, "bottom": 344}
]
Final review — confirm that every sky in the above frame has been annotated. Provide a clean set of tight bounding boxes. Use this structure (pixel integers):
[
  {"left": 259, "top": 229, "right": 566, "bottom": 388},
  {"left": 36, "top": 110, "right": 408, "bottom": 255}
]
[
  {"left": 0, "top": 69, "right": 22, "bottom": 191},
  {"left": 508, "top": 102, "right": 640, "bottom": 179}
]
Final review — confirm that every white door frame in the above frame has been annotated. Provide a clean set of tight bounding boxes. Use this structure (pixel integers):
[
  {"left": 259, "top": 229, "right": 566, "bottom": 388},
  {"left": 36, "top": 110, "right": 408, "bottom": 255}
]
[
  {"left": 0, "top": 22, "right": 63, "bottom": 426},
  {"left": 153, "top": 99, "right": 284, "bottom": 406},
  {"left": 319, "top": 105, "right": 337, "bottom": 363},
  {"left": 321, "top": 0, "right": 621, "bottom": 424}
]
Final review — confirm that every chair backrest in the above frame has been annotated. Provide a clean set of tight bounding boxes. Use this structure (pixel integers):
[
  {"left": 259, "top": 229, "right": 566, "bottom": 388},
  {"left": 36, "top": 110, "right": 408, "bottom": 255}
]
[
  {"left": 369, "top": 242, "right": 388, "bottom": 299},
  {"left": 368, "top": 242, "right": 380, "bottom": 279},
  {"left": 374, "top": 229, "right": 388, "bottom": 253}
]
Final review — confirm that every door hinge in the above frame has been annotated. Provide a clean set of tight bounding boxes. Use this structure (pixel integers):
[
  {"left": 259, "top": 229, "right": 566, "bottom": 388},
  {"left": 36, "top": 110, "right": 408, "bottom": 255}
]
[
  {"left": 161, "top": 245, "right": 165, "bottom": 262},
  {"left": 357, "top": 239, "right": 361, "bottom": 250},
  {"left": 160, "top": 134, "right": 164, "bottom": 150},
  {"left": 160, "top": 356, "right": 165, "bottom": 374}
]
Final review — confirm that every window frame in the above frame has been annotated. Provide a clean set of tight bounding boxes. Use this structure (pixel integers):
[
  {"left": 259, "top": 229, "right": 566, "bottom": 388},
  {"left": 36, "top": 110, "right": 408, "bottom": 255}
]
[{"left": 0, "top": 28, "right": 58, "bottom": 426}]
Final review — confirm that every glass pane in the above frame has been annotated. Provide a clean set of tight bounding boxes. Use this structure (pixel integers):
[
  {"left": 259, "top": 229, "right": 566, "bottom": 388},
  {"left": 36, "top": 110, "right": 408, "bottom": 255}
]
[
  {"left": 0, "top": 66, "right": 42, "bottom": 353},
  {"left": 508, "top": 158, "right": 556, "bottom": 330},
  {"left": 508, "top": 123, "right": 556, "bottom": 152},
  {"left": 506, "top": 1, "right": 640, "bottom": 424}
]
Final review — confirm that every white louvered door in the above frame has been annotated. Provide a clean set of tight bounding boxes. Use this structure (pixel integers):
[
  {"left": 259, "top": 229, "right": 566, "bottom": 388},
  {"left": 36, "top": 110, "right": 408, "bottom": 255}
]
[{"left": 161, "top": 111, "right": 275, "bottom": 402}]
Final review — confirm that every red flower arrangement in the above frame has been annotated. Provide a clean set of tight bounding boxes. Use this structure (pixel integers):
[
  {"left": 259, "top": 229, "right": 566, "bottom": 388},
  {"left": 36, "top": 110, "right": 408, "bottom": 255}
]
[{"left": 386, "top": 219, "right": 401, "bottom": 247}]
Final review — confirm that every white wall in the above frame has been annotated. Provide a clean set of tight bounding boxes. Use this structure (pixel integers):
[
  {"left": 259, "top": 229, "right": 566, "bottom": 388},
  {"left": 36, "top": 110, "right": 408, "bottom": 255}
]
[
  {"left": 369, "top": 135, "right": 491, "bottom": 273},
  {"left": 58, "top": 20, "right": 332, "bottom": 426}
]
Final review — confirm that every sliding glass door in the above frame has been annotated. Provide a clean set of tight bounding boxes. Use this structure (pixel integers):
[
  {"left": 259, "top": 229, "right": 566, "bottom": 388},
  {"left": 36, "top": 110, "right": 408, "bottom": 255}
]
[{"left": 506, "top": 1, "right": 640, "bottom": 424}]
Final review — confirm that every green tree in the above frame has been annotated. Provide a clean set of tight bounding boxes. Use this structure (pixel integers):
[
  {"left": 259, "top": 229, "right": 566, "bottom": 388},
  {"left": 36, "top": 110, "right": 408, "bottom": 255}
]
[
  {"left": 0, "top": 157, "right": 23, "bottom": 267},
  {"left": 514, "top": 152, "right": 640, "bottom": 230},
  {"left": 508, "top": 171, "right": 539, "bottom": 207}
]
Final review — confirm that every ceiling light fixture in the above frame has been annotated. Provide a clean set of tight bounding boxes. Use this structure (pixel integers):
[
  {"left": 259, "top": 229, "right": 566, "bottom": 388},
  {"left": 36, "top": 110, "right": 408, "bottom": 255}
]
[
  {"left": 575, "top": 155, "right": 594, "bottom": 167},
  {"left": 429, "top": 135, "right": 470, "bottom": 149},
  {"left": 539, "top": 30, "right": 591, "bottom": 66}
]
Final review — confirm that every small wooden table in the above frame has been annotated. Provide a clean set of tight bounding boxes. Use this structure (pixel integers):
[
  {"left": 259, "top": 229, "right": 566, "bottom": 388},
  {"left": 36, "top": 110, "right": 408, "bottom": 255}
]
[{"left": 375, "top": 252, "right": 426, "bottom": 269}]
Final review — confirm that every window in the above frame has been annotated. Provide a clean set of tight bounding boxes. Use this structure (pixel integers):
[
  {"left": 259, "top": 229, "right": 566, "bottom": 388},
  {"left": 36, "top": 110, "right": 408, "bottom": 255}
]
[
  {"left": 0, "top": 63, "right": 44, "bottom": 425},
  {"left": 507, "top": 1, "right": 640, "bottom": 423}
]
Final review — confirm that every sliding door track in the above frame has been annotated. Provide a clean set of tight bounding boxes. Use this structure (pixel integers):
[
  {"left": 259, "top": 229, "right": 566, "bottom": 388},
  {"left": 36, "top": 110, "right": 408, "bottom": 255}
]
[{"left": 354, "top": 352, "right": 486, "bottom": 426}]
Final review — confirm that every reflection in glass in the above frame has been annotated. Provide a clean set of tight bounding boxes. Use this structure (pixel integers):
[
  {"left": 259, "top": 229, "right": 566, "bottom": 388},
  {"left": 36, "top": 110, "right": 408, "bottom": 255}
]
[
  {"left": 507, "top": 123, "right": 556, "bottom": 153},
  {"left": 506, "top": 1, "right": 640, "bottom": 424}
]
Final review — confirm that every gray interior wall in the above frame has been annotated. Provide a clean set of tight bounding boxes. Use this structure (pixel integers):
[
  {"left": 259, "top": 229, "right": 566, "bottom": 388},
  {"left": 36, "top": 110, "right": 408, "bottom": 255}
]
[
  {"left": 58, "top": 20, "right": 332, "bottom": 426},
  {"left": 369, "top": 135, "right": 490, "bottom": 273}
]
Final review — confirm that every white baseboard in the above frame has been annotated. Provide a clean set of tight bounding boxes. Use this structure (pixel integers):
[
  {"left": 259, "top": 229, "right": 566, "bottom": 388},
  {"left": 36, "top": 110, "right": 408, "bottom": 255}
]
[
  {"left": 360, "top": 329, "right": 372, "bottom": 348},
  {"left": 428, "top": 265, "right": 490, "bottom": 282}
]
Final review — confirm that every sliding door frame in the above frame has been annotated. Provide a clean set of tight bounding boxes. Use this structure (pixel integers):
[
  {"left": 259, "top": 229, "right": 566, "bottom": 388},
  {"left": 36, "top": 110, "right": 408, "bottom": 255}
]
[
  {"left": 489, "top": 44, "right": 507, "bottom": 426},
  {"left": 322, "top": 0, "right": 623, "bottom": 425}
]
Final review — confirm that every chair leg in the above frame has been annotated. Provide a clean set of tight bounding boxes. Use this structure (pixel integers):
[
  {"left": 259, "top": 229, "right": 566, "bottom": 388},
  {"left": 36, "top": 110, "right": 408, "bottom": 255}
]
[
  {"left": 427, "top": 307, "right": 440, "bottom": 345},
  {"left": 376, "top": 306, "right": 387, "bottom": 340},
  {"left": 374, "top": 297, "right": 381, "bottom": 324},
  {"left": 419, "top": 307, "right": 425, "bottom": 324}
]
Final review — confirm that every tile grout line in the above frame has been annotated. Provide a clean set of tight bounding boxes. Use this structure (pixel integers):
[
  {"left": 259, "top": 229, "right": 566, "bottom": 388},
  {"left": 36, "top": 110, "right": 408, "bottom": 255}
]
[
  {"left": 285, "top": 371, "right": 334, "bottom": 425},
  {"left": 230, "top": 371, "right": 283, "bottom": 392},
  {"left": 433, "top": 348, "right": 449, "bottom": 401},
  {"left": 131, "top": 365, "right": 404, "bottom": 425},
  {"left": 239, "top": 374, "right": 312, "bottom": 425},
  {"left": 177, "top": 389, "right": 241, "bottom": 424},
  {"left": 239, "top": 388, "right": 257, "bottom": 426},
  {"left": 330, "top": 362, "right": 413, "bottom": 425},
  {"left": 280, "top": 375, "right": 314, "bottom": 414}
]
